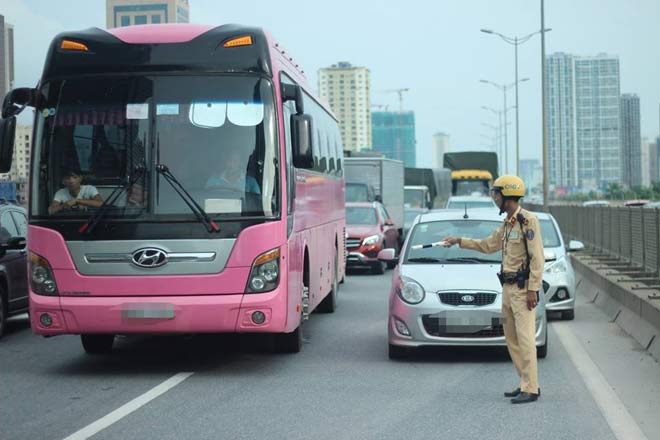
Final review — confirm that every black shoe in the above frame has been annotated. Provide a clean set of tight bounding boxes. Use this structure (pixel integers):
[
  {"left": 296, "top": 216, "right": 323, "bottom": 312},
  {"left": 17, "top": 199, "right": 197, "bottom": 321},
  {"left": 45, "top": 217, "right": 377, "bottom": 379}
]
[
  {"left": 504, "top": 387, "right": 540, "bottom": 398},
  {"left": 511, "top": 392, "right": 539, "bottom": 404}
]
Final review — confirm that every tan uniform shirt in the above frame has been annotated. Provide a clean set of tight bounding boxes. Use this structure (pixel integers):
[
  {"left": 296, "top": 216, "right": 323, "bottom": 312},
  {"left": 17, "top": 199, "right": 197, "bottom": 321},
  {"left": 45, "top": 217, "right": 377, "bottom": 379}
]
[{"left": 459, "top": 207, "right": 545, "bottom": 292}]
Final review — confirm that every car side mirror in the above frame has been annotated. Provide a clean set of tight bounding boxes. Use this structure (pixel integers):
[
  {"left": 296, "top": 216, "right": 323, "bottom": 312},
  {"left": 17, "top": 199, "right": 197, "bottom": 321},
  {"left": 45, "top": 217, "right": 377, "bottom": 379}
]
[
  {"left": 377, "top": 248, "right": 398, "bottom": 263},
  {"left": 291, "top": 114, "right": 314, "bottom": 169},
  {"left": 375, "top": 195, "right": 382, "bottom": 203},
  {"left": 0, "top": 116, "right": 16, "bottom": 173},
  {"left": 568, "top": 240, "right": 584, "bottom": 252}
]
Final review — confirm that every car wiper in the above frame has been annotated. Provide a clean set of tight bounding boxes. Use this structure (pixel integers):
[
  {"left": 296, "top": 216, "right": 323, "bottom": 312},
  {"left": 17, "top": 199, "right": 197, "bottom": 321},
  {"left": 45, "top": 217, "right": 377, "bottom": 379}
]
[
  {"left": 79, "top": 165, "right": 146, "bottom": 235},
  {"left": 443, "top": 257, "right": 501, "bottom": 264},
  {"left": 407, "top": 257, "right": 444, "bottom": 263},
  {"left": 156, "top": 164, "right": 220, "bottom": 233}
]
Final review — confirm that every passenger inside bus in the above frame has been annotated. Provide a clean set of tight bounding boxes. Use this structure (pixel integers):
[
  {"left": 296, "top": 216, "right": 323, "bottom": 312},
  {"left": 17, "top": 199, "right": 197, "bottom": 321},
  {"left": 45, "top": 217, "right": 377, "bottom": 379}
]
[{"left": 48, "top": 169, "right": 104, "bottom": 214}]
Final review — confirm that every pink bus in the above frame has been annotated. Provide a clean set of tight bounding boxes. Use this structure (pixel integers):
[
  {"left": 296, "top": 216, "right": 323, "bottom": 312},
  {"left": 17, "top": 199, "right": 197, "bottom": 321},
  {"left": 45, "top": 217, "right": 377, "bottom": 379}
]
[{"left": 0, "top": 24, "right": 345, "bottom": 354}]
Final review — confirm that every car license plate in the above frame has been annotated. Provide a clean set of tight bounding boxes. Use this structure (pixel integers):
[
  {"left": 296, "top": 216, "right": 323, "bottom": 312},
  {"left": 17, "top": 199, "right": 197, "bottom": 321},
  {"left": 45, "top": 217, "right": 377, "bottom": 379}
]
[
  {"left": 121, "top": 303, "right": 175, "bottom": 319},
  {"left": 430, "top": 310, "right": 494, "bottom": 333}
]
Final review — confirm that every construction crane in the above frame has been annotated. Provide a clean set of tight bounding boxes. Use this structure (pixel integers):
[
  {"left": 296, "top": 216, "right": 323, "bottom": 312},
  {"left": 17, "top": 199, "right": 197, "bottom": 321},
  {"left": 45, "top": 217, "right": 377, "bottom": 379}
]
[
  {"left": 379, "top": 88, "right": 410, "bottom": 112},
  {"left": 371, "top": 104, "right": 390, "bottom": 111}
]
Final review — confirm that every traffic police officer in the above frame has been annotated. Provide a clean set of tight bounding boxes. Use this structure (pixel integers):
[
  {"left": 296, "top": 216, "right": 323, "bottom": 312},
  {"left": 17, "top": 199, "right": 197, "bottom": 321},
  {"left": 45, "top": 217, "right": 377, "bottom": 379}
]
[{"left": 443, "top": 175, "right": 544, "bottom": 404}]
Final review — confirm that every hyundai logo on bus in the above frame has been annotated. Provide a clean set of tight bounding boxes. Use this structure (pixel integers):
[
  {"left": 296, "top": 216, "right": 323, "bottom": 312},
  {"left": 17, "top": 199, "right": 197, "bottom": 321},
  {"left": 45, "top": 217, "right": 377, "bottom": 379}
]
[{"left": 131, "top": 248, "right": 168, "bottom": 268}]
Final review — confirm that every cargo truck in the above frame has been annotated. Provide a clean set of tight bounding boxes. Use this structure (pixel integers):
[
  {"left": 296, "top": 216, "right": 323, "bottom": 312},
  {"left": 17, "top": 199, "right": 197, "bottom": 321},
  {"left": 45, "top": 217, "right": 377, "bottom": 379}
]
[
  {"left": 404, "top": 167, "right": 452, "bottom": 209},
  {"left": 344, "top": 157, "right": 404, "bottom": 236},
  {"left": 443, "top": 152, "right": 499, "bottom": 196}
]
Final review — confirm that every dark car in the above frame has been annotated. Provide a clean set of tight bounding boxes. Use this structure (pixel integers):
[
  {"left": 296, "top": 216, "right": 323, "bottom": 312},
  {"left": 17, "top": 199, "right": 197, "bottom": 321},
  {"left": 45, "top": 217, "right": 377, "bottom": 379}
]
[
  {"left": 345, "top": 202, "right": 400, "bottom": 274},
  {"left": 0, "top": 203, "right": 29, "bottom": 338}
]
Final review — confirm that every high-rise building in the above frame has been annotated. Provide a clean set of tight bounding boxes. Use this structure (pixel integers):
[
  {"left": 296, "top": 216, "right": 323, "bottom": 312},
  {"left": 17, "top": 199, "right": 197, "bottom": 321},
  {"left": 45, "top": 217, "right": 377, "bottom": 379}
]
[
  {"left": 547, "top": 53, "right": 621, "bottom": 191},
  {"left": 0, "top": 15, "right": 15, "bottom": 102},
  {"left": 520, "top": 159, "right": 540, "bottom": 190},
  {"left": 0, "top": 124, "right": 31, "bottom": 182},
  {"left": 106, "top": 0, "right": 189, "bottom": 28},
  {"left": 621, "top": 94, "right": 641, "bottom": 188},
  {"left": 318, "top": 62, "right": 371, "bottom": 152},
  {"left": 371, "top": 111, "right": 416, "bottom": 167},
  {"left": 432, "top": 132, "right": 450, "bottom": 169},
  {"left": 650, "top": 138, "right": 659, "bottom": 184},
  {"left": 641, "top": 137, "right": 651, "bottom": 187}
]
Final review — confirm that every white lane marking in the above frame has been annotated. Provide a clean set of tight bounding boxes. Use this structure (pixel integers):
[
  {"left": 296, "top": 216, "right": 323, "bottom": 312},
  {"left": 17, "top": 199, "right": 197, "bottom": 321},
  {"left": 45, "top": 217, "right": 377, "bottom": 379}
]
[
  {"left": 62, "top": 372, "right": 194, "bottom": 440},
  {"left": 552, "top": 323, "right": 648, "bottom": 440}
]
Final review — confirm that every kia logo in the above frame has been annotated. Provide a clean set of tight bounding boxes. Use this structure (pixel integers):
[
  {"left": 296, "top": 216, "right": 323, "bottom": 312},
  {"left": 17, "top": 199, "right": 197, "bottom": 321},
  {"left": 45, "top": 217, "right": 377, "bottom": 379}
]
[
  {"left": 461, "top": 294, "right": 475, "bottom": 303},
  {"left": 131, "top": 248, "right": 168, "bottom": 268}
]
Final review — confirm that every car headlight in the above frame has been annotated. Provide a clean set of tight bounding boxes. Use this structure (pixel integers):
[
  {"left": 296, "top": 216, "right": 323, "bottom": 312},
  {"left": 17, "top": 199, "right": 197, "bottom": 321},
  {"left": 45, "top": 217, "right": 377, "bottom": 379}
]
[
  {"left": 545, "top": 257, "right": 567, "bottom": 274},
  {"left": 29, "top": 252, "right": 59, "bottom": 296},
  {"left": 362, "top": 234, "right": 380, "bottom": 246},
  {"left": 396, "top": 276, "right": 425, "bottom": 304},
  {"left": 246, "top": 248, "right": 280, "bottom": 293}
]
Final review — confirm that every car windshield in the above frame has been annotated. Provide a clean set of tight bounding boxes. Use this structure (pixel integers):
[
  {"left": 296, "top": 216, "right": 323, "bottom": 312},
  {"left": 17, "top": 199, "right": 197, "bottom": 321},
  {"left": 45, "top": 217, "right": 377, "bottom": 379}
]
[
  {"left": 540, "top": 219, "right": 562, "bottom": 248},
  {"left": 346, "top": 207, "right": 378, "bottom": 225},
  {"left": 345, "top": 184, "right": 370, "bottom": 202},
  {"left": 405, "top": 219, "right": 502, "bottom": 263},
  {"left": 31, "top": 75, "right": 277, "bottom": 220},
  {"left": 447, "top": 200, "right": 494, "bottom": 209}
]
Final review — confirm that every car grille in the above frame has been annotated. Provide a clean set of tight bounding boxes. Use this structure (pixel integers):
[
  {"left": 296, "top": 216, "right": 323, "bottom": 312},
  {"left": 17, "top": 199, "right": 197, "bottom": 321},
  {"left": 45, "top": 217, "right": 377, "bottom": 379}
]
[
  {"left": 346, "top": 238, "right": 361, "bottom": 250},
  {"left": 422, "top": 315, "right": 505, "bottom": 338},
  {"left": 438, "top": 292, "right": 496, "bottom": 306}
]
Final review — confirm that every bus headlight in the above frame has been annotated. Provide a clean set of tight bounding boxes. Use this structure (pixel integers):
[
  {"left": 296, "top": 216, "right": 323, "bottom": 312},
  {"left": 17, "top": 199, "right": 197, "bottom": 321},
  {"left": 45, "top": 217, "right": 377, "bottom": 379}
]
[
  {"left": 246, "top": 248, "right": 280, "bottom": 293},
  {"left": 30, "top": 252, "right": 59, "bottom": 296}
]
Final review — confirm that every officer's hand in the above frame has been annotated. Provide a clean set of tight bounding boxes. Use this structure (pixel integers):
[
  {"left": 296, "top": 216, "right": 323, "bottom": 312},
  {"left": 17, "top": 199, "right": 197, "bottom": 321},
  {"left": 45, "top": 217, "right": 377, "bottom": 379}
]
[
  {"left": 526, "top": 291, "right": 538, "bottom": 310},
  {"left": 443, "top": 237, "right": 461, "bottom": 247}
]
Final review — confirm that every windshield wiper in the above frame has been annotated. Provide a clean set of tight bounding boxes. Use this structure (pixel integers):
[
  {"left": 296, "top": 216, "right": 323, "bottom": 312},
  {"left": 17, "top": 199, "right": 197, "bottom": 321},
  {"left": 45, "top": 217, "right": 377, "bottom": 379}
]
[
  {"left": 156, "top": 164, "right": 220, "bottom": 233},
  {"left": 443, "top": 257, "right": 501, "bottom": 264},
  {"left": 407, "top": 257, "right": 444, "bottom": 263},
  {"left": 79, "top": 165, "right": 146, "bottom": 235}
]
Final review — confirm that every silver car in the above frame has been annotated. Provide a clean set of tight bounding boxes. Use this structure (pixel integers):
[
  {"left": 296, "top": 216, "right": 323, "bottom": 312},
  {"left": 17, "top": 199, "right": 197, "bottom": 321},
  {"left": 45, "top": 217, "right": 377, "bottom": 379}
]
[
  {"left": 536, "top": 212, "right": 584, "bottom": 320},
  {"left": 380, "top": 209, "right": 548, "bottom": 359}
]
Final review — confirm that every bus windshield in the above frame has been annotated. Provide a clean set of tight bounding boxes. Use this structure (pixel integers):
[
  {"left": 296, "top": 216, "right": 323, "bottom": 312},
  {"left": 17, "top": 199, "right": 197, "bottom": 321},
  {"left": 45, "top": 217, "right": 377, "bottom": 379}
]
[{"left": 32, "top": 75, "right": 278, "bottom": 220}]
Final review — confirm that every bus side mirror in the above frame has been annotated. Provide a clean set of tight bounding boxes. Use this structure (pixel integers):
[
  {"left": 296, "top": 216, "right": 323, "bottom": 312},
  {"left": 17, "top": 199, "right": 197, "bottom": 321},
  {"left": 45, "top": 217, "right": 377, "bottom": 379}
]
[
  {"left": 291, "top": 114, "right": 313, "bottom": 169},
  {"left": 281, "top": 83, "right": 304, "bottom": 115},
  {"left": 2, "top": 87, "right": 36, "bottom": 118},
  {"left": 0, "top": 116, "right": 16, "bottom": 173}
]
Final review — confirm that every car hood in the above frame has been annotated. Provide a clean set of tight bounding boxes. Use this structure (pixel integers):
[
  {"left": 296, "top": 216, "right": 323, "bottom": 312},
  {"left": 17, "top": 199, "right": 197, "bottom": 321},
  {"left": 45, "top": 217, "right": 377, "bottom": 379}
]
[
  {"left": 400, "top": 263, "right": 501, "bottom": 293},
  {"left": 346, "top": 225, "right": 380, "bottom": 237}
]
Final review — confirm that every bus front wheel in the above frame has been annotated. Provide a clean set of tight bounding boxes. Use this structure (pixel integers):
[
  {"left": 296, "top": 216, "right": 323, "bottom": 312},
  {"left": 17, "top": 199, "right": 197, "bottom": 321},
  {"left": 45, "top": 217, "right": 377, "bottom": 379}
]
[{"left": 81, "top": 334, "right": 115, "bottom": 355}]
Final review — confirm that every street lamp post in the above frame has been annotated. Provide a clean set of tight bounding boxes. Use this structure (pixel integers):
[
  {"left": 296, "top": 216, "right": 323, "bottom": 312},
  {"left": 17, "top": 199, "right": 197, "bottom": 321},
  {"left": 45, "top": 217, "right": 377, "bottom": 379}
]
[
  {"left": 481, "top": 27, "right": 551, "bottom": 177},
  {"left": 482, "top": 106, "right": 514, "bottom": 175},
  {"left": 480, "top": 79, "right": 528, "bottom": 175}
]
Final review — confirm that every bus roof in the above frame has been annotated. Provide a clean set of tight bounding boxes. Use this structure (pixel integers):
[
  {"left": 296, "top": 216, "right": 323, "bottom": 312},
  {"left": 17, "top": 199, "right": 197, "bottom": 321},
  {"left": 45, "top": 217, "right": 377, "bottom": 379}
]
[{"left": 41, "top": 24, "right": 276, "bottom": 81}]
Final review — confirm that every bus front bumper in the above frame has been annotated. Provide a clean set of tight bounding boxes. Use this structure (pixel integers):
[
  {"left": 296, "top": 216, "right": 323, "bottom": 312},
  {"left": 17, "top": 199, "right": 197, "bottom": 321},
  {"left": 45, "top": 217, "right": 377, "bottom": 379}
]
[{"left": 29, "top": 288, "right": 288, "bottom": 336}]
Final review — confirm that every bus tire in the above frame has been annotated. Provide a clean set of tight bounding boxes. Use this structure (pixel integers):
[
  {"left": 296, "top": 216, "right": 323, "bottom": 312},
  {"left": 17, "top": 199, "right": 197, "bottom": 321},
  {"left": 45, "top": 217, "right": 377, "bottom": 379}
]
[
  {"left": 317, "top": 248, "right": 338, "bottom": 313},
  {"left": 81, "top": 334, "right": 115, "bottom": 355},
  {"left": 275, "top": 326, "right": 302, "bottom": 353}
]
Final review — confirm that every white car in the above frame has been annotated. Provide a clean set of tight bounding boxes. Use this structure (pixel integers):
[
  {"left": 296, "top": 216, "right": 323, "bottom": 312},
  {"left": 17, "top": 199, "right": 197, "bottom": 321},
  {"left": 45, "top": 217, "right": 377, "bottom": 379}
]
[
  {"left": 536, "top": 212, "right": 584, "bottom": 320},
  {"left": 445, "top": 196, "right": 497, "bottom": 210},
  {"left": 380, "top": 209, "right": 548, "bottom": 359}
]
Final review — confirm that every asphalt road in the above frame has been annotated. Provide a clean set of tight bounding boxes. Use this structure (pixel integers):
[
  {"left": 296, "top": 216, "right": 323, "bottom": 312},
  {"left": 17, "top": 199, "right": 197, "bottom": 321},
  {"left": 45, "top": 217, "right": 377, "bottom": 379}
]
[{"left": 0, "top": 269, "right": 654, "bottom": 440}]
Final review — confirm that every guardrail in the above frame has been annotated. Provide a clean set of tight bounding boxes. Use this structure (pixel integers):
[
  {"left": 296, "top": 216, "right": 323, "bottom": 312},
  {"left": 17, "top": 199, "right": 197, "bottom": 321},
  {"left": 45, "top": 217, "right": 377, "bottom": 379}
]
[{"left": 526, "top": 203, "right": 660, "bottom": 297}]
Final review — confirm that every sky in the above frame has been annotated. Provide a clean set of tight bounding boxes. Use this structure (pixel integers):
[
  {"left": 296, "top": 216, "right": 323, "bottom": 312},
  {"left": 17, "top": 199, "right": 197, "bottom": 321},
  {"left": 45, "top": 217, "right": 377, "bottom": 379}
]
[{"left": 2, "top": 0, "right": 660, "bottom": 172}]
